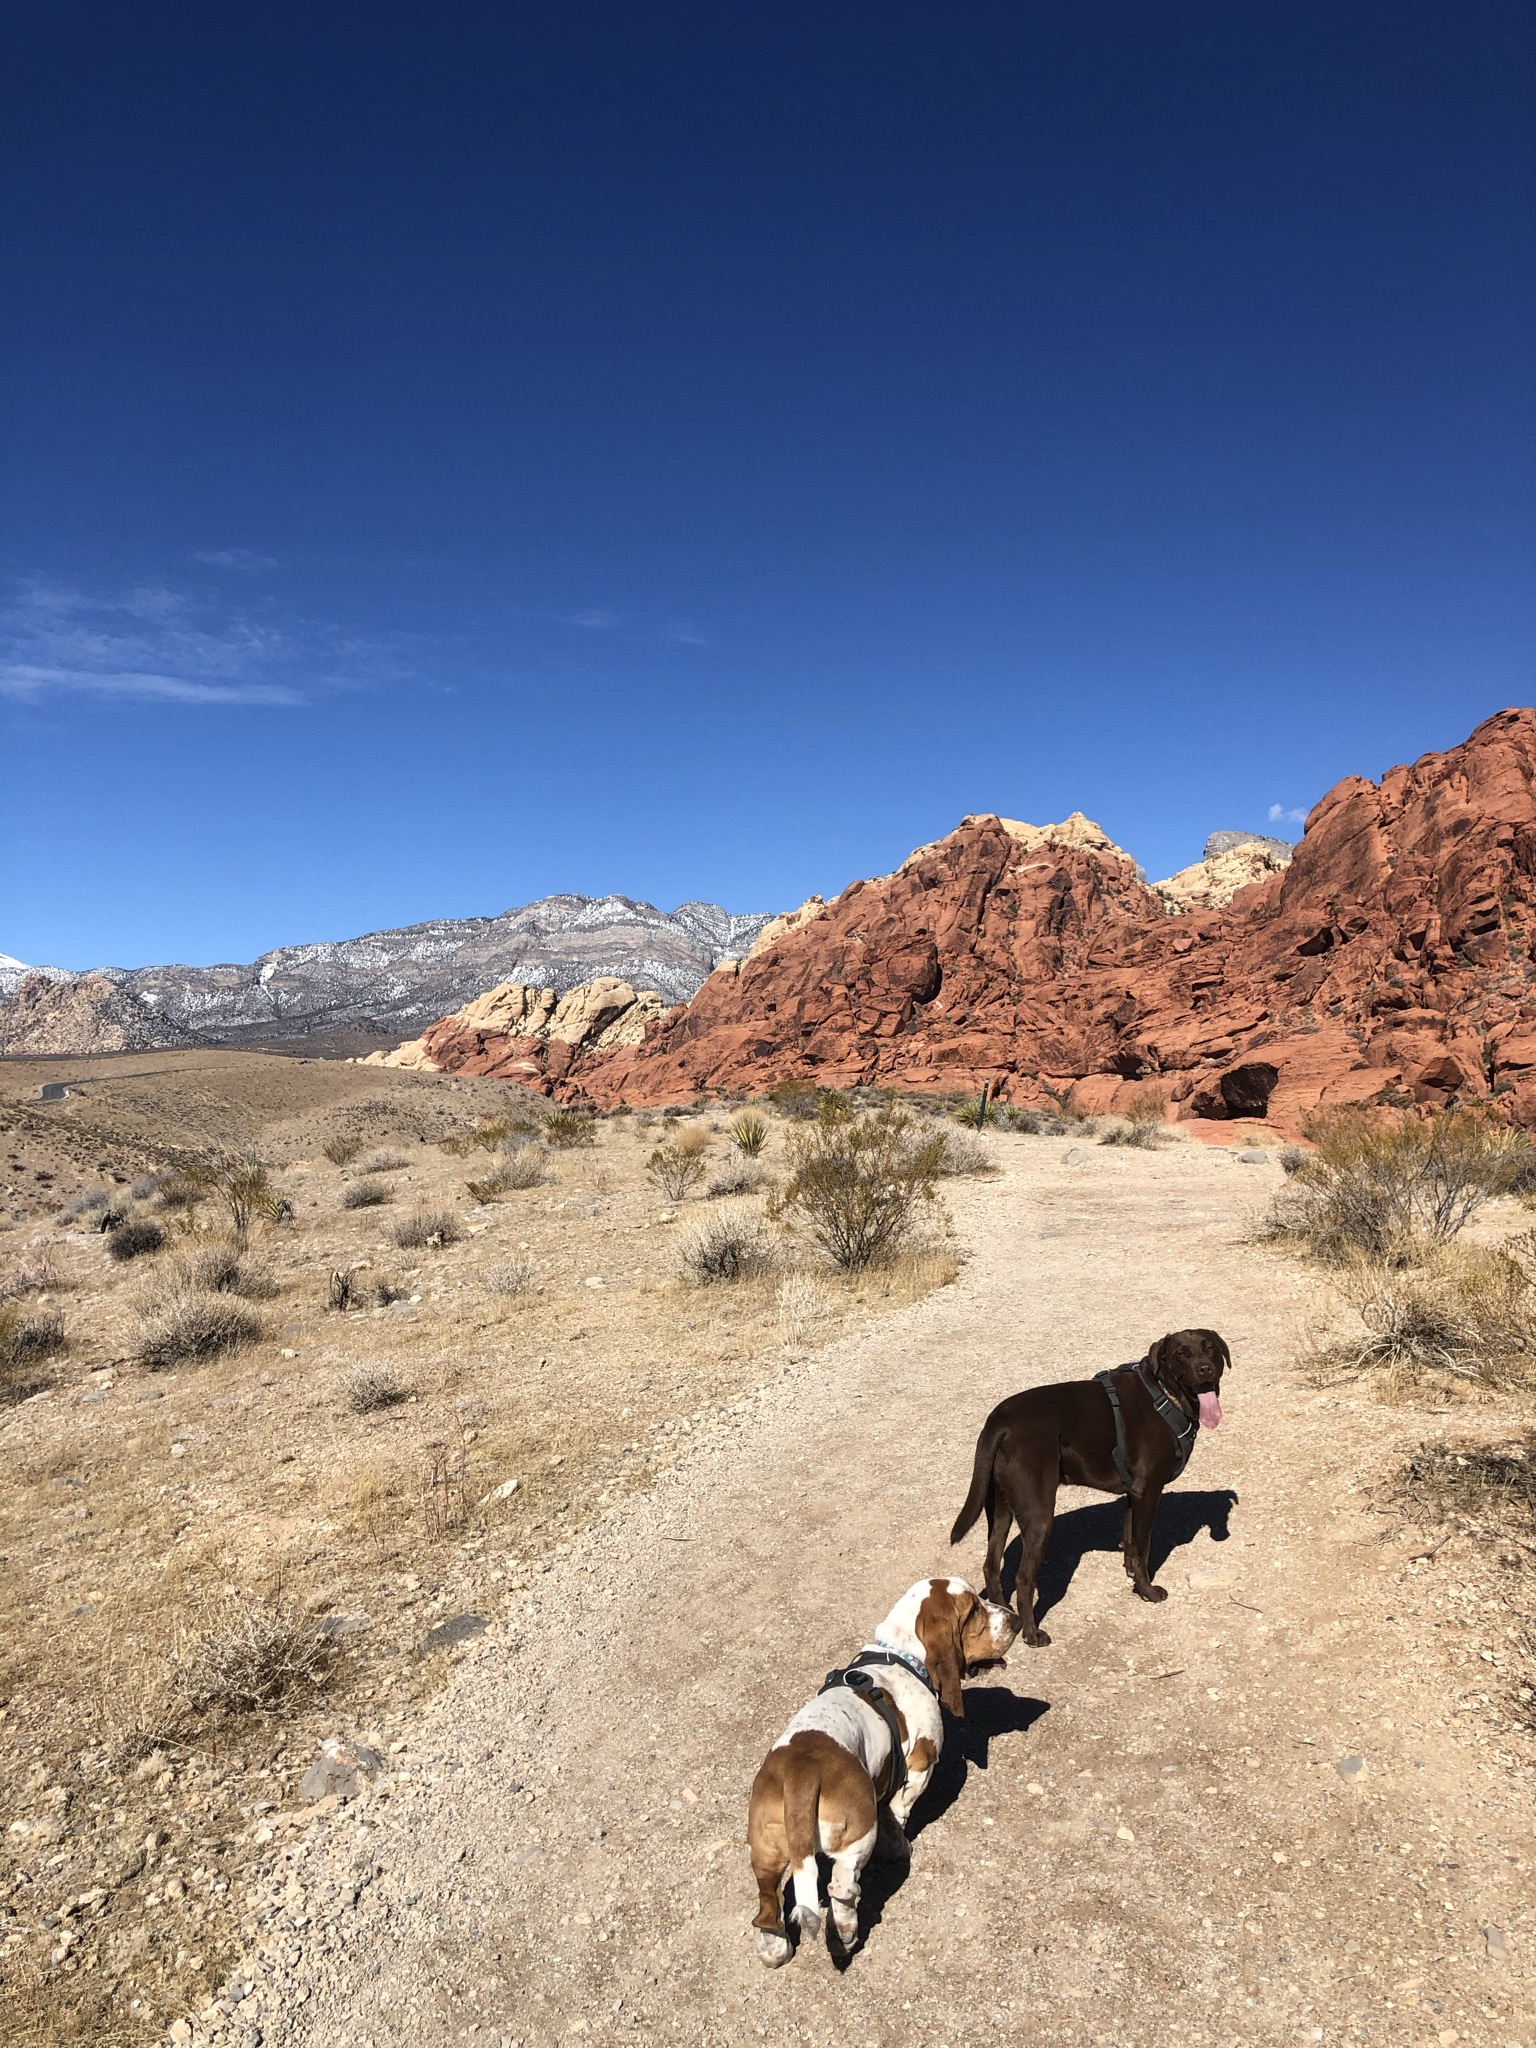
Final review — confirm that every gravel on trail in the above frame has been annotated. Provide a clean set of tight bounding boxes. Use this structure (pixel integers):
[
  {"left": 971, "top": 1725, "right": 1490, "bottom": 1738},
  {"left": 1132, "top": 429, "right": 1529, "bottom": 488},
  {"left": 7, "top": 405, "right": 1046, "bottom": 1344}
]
[{"left": 199, "top": 1139, "right": 1535, "bottom": 2048}]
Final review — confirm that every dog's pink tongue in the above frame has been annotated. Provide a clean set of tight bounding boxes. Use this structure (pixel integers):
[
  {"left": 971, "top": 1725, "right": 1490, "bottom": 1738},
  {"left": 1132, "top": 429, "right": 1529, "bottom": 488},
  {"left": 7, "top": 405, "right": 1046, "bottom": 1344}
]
[{"left": 1197, "top": 1391, "right": 1222, "bottom": 1430}]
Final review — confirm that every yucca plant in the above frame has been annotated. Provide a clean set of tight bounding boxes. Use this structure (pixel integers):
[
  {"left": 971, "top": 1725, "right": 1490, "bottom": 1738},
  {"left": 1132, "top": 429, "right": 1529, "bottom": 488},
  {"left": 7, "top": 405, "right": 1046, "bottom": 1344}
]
[{"left": 729, "top": 1112, "right": 769, "bottom": 1158}]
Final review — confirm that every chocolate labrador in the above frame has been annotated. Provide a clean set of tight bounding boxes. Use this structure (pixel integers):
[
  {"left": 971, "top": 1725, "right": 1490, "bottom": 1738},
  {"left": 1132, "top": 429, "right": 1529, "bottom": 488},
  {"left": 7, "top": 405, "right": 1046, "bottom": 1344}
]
[{"left": 949, "top": 1329, "right": 1230, "bottom": 1644}]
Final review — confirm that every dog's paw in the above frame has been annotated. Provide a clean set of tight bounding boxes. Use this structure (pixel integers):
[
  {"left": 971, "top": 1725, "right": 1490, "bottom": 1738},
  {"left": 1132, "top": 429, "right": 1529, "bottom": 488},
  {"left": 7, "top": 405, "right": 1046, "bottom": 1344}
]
[
  {"left": 791, "top": 1905, "right": 822, "bottom": 1943},
  {"left": 755, "top": 1929, "right": 793, "bottom": 1969},
  {"left": 1134, "top": 1583, "right": 1169, "bottom": 1604},
  {"left": 827, "top": 1909, "right": 860, "bottom": 1955},
  {"left": 1025, "top": 1626, "right": 1051, "bottom": 1647}
]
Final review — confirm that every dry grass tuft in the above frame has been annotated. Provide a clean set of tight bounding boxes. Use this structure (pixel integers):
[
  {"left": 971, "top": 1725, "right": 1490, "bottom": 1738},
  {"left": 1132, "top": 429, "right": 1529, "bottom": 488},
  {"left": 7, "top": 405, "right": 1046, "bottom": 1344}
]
[
  {"left": 176, "top": 1239, "right": 277, "bottom": 1298},
  {"left": 170, "top": 1594, "right": 332, "bottom": 1717},
  {"left": 1394, "top": 1433, "right": 1536, "bottom": 1534},
  {"left": 363, "top": 1150, "right": 409, "bottom": 1172},
  {"left": 0, "top": 1245, "right": 66, "bottom": 1297},
  {"left": 937, "top": 1129, "right": 1000, "bottom": 1176},
  {"left": 776, "top": 1272, "right": 835, "bottom": 1349},
  {"left": 706, "top": 1160, "right": 768, "bottom": 1198},
  {"left": 391, "top": 1206, "right": 462, "bottom": 1249},
  {"left": 343, "top": 1177, "right": 392, "bottom": 1209},
  {"left": 0, "top": 1301, "right": 67, "bottom": 1391},
  {"left": 1308, "top": 1238, "right": 1536, "bottom": 1397},
  {"left": 486, "top": 1258, "right": 535, "bottom": 1297},
  {"left": 323, "top": 1135, "right": 362, "bottom": 1165},
  {"left": 344, "top": 1360, "right": 413, "bottom": 1413},
  {"left": 544, "top": 1108, "right": 598, "bottom": 1149}
]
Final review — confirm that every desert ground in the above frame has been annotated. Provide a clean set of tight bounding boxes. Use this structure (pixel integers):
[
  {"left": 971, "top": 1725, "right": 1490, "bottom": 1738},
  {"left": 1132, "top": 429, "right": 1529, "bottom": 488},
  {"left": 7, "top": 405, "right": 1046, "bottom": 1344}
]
[
  {"left": 2, "top": 1059, "right": 1533, "bottom": 2048},
  {"left": 0, "top": 1052, "right": 959, "bottom": 2046}
]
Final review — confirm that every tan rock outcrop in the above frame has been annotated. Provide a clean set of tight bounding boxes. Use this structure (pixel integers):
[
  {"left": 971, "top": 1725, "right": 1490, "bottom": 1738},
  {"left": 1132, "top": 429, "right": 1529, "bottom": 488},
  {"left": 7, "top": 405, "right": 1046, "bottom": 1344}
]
[
  {"left": 1155, "top": 836, "right": 1293, "bottom": 914},
  {"left": 363, "top": 976, "right": 666, "bottom": 1083},
  {"left": 0, "top": 972, "right": 199, "bottom": 1056}
]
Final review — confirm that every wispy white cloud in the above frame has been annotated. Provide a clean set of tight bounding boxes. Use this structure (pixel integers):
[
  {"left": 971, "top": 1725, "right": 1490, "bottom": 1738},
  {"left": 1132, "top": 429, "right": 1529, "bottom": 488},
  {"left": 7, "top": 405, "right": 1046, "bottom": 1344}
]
[
  {"left": 1268, "top": 803, "right": 1306, "bottom": 825},
  {"left": 194, "top": 548, "right": 278, "bottom": 571},
  {"left": 0, "top": 575, "right": 392, "bottom": 711},
  {"left": 567, "top": 607, "right": 621, "bottom": 631},
  {"left": 0, "top": 664, "right": 300, "bottom": 707},
  {"left": 664, "top": 623, "right": 709, "bottom": 647}
]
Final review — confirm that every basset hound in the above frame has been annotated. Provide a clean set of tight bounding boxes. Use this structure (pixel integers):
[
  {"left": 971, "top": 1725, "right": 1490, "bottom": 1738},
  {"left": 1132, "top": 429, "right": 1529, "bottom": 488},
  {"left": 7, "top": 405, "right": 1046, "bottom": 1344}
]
[{"left": 747, "top": 1577, "right": 1019, "bottom": 1965}]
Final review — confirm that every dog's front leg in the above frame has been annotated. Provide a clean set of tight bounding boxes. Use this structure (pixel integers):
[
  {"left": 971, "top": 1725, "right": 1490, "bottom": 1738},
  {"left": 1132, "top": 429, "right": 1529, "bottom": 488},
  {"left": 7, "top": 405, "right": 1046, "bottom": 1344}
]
[{"left": 1124, "top": 1485, "right": 1168, "bottom": 1602}]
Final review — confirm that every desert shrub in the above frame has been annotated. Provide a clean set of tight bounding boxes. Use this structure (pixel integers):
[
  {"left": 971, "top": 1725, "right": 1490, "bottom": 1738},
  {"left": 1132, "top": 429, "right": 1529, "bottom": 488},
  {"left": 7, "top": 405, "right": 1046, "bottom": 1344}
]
[
  {"left": 344, "top": 1361, "right": 412, "bottom": 1413},
  {"left": 544, "top": 1108, "right": 598, "bottom": 1149},
  {"left": 1311, "top": 1237, "right": 1536, "bottom": 1394},
  {"left": 183, "top": 1151, "right": 278, "bottom": 1248},
  {"left": 139, "top": 1293, "right": 261, "bottom": 1369},
  {"left": 0, "top": 1304, "right": 66, "bottom": 1389},
  {"left": 487, "top": 1258, "right": 535, "bottom": 1297},
  {"left": 937, "top": 1130, "right": 999, "bottom": 1177},
  {"left": 707, "top": 1161, "right": 768, "bottom": 1198},
  {"left": 729, "top": 1113, "right": 769, "bottom": 1158},
  {"left": 1279, "top": 1145, "right": 1310, "bottom": 1175},
  {"left": 323, "top": 1135, "right": 362, "bottom": 1165},
  {"left": 56, "top": 1187, "right": 112, "bottom": 1224},
  {"left": 171, "top": 1595, "right": 331, "bottom": 1718},
  {"left": 1269, "top": 1105, "right": 1527, "bottom": 1263},
  {"left": 1098, "top": 1117, "right": 1167, "bottom": 1149},
  {"left": 154, "top": 1173, "right": 205, "bottom": 1214},
  {"left": 767, "top": 1077, "right": 820, "bottom": 1120},
  {"left": 130, "top": 1173, "right": 165, "bottom": 1200},
  {"left": 391, "top": 1207, "right": 462, "bottom": 1249},
  {"left": 179, "top": 1241, "right": 275, "bottom": 1298},
  {"left": 374, "top": 1278, "right": 406, "bottom": 1305},
  {"left": 769, "top": 1107, "right": 944, "bottom": 1271},
  {"left": 647, "top": 1128, "right": 710, "bottom": 1201},
  {"left": 363, "top": 1150, "right": 408, "bottom": 1172},
  {"left": 1005, "top": 1106, "right": 1073, "bottom": 1137},
  {"left": 342, "top": 1178, "right": 392, "bottom": 1210},
  {"left": 683, "top": 1217, "right": 774, "bottom": 1283},
  {"left": 106, "top": 1218, "right": 167, "bottom": 1261},
  {"left": 497, "top": 1143, "right": 549, "bottom": 1188}
]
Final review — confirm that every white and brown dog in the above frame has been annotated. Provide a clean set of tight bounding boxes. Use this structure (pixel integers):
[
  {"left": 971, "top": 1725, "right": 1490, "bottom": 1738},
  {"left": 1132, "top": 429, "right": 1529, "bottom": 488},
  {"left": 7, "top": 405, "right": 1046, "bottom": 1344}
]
[{"left": 747, "top": 1577, "right": 1019, "bottom": 1965}]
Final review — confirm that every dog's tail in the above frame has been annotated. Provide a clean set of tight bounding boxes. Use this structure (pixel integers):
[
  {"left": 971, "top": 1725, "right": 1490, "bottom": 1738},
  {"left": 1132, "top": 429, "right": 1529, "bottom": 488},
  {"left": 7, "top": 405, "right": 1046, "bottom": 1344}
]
[
  {"left": 781, "top": 1751, "right": 824, "bottom": 1934},
  {"left": 950, "top": 1417, "right": 999, "bottom": 1544}
]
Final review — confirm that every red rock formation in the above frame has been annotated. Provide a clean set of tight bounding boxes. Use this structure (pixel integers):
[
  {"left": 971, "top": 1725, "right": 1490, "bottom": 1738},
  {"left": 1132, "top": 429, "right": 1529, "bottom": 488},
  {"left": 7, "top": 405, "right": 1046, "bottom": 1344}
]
[{"left": 419, "top": 708, "right": 1536, "bottom": 1133}]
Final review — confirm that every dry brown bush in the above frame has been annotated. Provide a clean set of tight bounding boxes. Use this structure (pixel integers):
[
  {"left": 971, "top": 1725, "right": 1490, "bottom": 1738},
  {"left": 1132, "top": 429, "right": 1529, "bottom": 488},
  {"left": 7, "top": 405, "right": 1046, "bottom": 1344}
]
[
  {"left": 106, "top": 1217, "right": 166, "bottom": 1261},
  {"left": 1309, "top": 1237, "right": 1536, "bottom": 1396},
  {"left": 323, "top": 1135, "right": 361, "bottom": 1165},
  {"left": 682, "top": 1216, "right": 774, "bottom": 1283},
  {"left": 0, "top": 1302, "right": 66, "bottom": 1391},
  {"left": 391, "top": 1206, "right": 462, "bottom": 1249},
  {"left": 343, "top": 1177, "right": 392, "bottom": 1209},
  {"left": 937, "top": 1129, "right": 1000, "bottom": 1176},
  {"left": 177, "top": 1240, "right": 277, "bottom": 1298},
  {"left": 486, "top": 1258, "right": 535, "bottom": 1297},
  {"left": 139, "top": 1291, "right": 261, "bottom": 1369},
  {"left": 0, "top": 1246, "right": 66, "bottom": 1298},
  {"left": 344, "top": 1360, "right": 412, "bottom": 1412},
  {"left": 170, "top": 1594, "right": 332, "bottom": 1717},
  {"left": 544, "top": 1109, "right": 598, "bottom": 1148}
]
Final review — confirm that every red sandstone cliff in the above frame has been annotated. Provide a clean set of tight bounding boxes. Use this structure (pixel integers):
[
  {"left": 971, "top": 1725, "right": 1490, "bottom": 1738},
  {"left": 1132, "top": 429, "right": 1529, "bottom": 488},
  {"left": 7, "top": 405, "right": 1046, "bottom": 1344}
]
[{"left": 416, "top": 708, "right": 1536, "bottom": 1132}]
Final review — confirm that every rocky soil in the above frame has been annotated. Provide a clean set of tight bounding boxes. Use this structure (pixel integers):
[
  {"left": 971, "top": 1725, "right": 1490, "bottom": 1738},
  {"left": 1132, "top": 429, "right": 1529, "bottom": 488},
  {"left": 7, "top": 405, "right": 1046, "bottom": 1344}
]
[{"left": 189, "top": 1138, "right": 1533, "bottom": 2048}]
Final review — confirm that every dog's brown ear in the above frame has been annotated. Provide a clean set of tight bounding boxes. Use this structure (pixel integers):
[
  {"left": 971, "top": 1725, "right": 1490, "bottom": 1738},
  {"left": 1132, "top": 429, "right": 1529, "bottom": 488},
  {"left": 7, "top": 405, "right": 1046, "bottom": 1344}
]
[
  {"left": 1146, "top": 1335, "right": 1167, "bottom": 1376},
  {"left": 915, "top": 1581, "right": 973, "bottom": 1717},
  {"left": 1211, "top": 1331, "right": 1232, "bottom": 1375}
]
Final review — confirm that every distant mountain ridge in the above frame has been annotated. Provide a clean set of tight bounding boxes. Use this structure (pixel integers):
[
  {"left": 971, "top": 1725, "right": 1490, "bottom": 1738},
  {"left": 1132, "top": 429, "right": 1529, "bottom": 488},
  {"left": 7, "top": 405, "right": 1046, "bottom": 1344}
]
[{"left": 0, "top": 894, "right": 776, "bottom": 1050}]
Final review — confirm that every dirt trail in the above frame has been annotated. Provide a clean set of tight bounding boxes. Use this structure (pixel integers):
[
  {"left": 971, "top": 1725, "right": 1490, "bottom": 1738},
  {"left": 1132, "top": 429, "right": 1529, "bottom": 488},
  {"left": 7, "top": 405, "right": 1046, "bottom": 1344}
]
[{"left": 242, "top": 1139, "right": 1533, "bottom": 2048}]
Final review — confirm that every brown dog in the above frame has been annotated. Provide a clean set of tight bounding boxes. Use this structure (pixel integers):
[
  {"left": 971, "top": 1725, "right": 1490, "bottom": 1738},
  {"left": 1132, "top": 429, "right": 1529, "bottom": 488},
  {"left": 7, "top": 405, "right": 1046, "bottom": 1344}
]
[{"left": 950, "top": 1329, "right": 1230, "bottom": 1644}]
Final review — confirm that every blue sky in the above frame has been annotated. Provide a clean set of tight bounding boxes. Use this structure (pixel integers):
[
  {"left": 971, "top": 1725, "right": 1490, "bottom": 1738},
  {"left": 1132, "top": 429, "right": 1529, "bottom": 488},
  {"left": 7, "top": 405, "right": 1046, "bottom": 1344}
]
[{"left": 3, "top": 3, "right": 1533, "bottom": 970}]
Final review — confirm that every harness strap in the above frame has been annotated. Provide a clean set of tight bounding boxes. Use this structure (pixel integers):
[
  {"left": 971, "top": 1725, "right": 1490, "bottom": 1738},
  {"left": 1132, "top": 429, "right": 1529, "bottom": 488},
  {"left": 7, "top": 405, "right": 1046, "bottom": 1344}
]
[
  {"left": 1095, "top": 1361, "right": 1199, "bottom": 1491},
  {"left": 818, "top": 1665, "right": 908, "bottom": 1802}
]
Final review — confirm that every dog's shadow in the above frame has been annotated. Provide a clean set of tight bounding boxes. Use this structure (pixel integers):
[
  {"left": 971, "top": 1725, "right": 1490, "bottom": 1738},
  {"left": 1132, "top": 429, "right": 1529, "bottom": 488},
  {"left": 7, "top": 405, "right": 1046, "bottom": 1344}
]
[
  {"left": 826, "top": 1686, "right": 1048, "bottom": 1970},
  {"left": 1003, "top": 1486, "right": 1240, "bottom": 1626}
]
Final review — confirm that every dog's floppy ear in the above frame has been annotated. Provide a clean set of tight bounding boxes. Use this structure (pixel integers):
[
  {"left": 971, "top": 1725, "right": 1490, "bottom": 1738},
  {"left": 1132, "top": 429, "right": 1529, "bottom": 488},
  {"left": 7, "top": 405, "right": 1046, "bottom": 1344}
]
[
  {"left": 914, "top": 1581, "right": 973, "bottom": 1718},
  {"left": 1146, "top": 1335, "right": 1167, "bottom": 1377},
  {"left": 1210, "top": 1330, "right": 1232, "bottom": 1376}
]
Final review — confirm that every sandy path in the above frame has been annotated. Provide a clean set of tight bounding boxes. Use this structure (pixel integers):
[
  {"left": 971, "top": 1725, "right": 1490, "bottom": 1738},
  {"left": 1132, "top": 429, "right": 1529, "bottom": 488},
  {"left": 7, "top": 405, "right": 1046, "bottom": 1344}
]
[{"left": 234, "top": 1138, "right": 1533, "bottom": 2048}]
